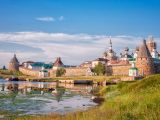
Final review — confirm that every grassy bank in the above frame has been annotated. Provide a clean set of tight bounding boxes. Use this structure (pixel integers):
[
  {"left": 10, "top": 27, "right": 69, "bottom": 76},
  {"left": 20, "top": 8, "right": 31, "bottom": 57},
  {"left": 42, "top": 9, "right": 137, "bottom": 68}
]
[
  {"left": 14, "top": 74, "right": 160, "bottom": 120},
  {"left": 0, "top": 69, "right": 35, "bottom": 80}
]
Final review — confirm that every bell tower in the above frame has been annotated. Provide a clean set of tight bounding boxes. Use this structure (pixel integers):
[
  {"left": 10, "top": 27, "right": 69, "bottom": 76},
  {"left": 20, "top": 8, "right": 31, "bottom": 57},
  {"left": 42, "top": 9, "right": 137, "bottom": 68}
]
[{"left": 147, "top": 36, "right": 156, "bottom": 54}]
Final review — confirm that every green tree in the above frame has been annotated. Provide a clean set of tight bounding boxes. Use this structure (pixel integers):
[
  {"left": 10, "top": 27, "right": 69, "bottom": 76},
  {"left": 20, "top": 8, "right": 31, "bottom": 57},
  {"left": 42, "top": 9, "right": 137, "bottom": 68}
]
[
  {"left": 93, "top": 63, "right": 106, "bottom": 76},
  {"left": 56, "top": 68, "right": 66, "bottom": 77}
]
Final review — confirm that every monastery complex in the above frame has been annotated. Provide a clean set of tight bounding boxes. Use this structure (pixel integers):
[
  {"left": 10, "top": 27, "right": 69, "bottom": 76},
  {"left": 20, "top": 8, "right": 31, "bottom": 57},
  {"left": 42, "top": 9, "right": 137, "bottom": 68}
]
[{"left": 8, "top": 36, "right": 160, "bottom": 80}]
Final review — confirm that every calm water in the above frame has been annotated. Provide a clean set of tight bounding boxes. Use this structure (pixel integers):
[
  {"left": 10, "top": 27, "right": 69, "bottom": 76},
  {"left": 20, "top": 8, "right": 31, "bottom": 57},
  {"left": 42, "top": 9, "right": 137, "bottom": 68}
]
[{"left": 0, "top": 79, "right": 98, "bottom": 116}]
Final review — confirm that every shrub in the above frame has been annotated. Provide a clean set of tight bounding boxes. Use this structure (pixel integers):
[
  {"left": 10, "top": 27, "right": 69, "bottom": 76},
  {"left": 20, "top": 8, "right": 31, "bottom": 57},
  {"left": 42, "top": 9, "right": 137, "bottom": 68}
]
[
  {"left": 56, "top": 68, "right": 66, "bottom": 77},
  {"left": 93, "top": 63, "right": 106, "bottom": 76}
]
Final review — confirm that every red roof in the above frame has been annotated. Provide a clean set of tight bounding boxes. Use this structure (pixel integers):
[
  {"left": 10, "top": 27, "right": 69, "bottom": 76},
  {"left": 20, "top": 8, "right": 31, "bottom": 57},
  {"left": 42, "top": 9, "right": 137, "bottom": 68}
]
[
  {"left": 109, "top": 60, "right": 129, "bottom": 65},
  {"left": 54, "top": 57, "right": 64, "bottom": 67}
]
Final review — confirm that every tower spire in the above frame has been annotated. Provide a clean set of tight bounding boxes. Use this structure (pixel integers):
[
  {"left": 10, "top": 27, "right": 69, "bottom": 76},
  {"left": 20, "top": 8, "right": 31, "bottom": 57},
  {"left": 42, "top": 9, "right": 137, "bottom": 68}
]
[
  {"left": 14, "top": 54, "right": 16, "bottom": 58},
  {"left": 109, "top": 36, "right": 112, "bottom": 50}
]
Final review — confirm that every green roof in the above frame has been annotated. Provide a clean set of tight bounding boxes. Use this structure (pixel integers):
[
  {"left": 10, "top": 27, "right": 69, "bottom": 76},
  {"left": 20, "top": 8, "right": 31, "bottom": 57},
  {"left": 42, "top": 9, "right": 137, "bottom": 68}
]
[
  {"left": 128, "top": 58, "right": 136, "bottom": 61},
  {"left": 40, "top": 70, "right": 48, "bottom": 72},
  {"left": 153, "top": 58, "right": 160, "bottom": 62},
  {"left": 31, "top": 62, "right": 44, "bottom": 67},
  {"left": 129, "top": 67, "right": 138, "bottom": 70},
  {"left": 43, "top": 64, "right": 53, "bottom": 69},
  {"left": 31, "top": 62, "right": 53, "bottom": 69}
]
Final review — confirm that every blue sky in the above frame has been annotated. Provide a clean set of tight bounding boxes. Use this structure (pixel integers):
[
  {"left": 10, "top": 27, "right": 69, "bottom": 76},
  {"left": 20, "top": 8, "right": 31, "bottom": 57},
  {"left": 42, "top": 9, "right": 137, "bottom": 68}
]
[
  {"left": 0, "top": 0, "right": 160, "bottom": 66},
  {"left": 0, "top": 0, "right": 160, "bottom": 36}
]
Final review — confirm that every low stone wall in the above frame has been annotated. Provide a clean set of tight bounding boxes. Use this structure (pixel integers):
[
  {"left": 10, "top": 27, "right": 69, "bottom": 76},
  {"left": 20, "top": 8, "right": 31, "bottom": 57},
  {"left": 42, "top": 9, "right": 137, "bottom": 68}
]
[
  {"left": 64, "top": 67, "right": 87, "bottom": 76},
  {"left": 19, "top": 67, "right": 39, "bottom": 77},
  {"left": 106, "top": 64, "right": 131, "bottom": 76}
]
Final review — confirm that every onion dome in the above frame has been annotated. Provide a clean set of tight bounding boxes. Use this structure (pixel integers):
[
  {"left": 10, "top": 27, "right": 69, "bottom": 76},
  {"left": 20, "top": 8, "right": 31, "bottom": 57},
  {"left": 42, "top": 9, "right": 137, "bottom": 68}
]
[{"left": 124, "top": 47, "right": 129, "bottom": 51}]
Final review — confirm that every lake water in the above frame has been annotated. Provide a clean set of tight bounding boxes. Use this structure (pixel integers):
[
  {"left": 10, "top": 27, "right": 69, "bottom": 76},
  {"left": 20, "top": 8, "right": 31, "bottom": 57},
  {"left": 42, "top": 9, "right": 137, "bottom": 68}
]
[{"left": 0, "top": 79, "right": 98, "bottom": 116}]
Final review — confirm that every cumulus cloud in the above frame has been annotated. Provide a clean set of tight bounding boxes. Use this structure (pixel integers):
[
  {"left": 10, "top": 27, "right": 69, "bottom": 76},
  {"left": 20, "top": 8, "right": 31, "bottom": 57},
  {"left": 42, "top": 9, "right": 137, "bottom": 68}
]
[
  {"left": 0, "top": 32, "right": 158, "bottom": 67},
  {"left": 36, "top": 17, "right": 55, "bottom": 22}
]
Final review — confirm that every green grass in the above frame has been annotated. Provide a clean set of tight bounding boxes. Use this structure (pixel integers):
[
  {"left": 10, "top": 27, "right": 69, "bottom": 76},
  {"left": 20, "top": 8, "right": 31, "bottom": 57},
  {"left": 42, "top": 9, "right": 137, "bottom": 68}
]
[
  {"left": 0, "top": 69, "right": 33, "bottom": 79},
  {"left": 14, "top": 74, "right": 160, "bottom": 120}
]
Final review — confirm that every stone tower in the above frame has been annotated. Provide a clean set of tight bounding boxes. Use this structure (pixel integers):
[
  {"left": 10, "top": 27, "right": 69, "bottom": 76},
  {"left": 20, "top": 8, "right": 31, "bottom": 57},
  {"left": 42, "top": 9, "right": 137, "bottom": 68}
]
[
  {"left": 147, "top": 36, "right": 158, "bottom": 58},
  {"left": 147, "top": 36, "right": 156, "bottom": 54},
  {"left": 103, "top": 37, "right": 117, "bottom": 60},
  {"left": 8, "top": 54, "right": 19, "bottom": 71},
  {"left": 52, "top": 57, "right": 64, "bottom": 70},
  {"left": 136, "top": 40, "right": 155, "bottom": 76}
]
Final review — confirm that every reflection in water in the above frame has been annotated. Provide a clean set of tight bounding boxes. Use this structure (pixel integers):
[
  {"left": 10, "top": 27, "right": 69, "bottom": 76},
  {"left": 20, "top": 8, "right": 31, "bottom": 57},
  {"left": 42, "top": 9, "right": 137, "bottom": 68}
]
[
  {"left": 0, "top": 79, "right": 98, "bottom": 115},
  {"left": 52, "top": 87, "right": 65, "bottom": 102}
]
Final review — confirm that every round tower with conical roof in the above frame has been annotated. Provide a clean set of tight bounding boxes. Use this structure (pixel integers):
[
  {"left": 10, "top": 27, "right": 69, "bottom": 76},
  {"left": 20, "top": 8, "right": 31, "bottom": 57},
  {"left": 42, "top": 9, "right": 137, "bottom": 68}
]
[
  {"left": 8, "top": 54, "right": 19, "bottom": 71},
  {"left": 136, "top": 40, "right": 155, "bottom": 76}
]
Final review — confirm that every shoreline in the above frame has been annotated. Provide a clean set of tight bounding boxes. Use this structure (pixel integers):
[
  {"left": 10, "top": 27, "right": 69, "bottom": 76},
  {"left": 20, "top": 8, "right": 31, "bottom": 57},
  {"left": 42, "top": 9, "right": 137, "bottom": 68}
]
[
  {"left": 17, "top": 74, "right": 160, "bottom": 120},
  {"left": 0, "top": 74, "right": 159, "bottom": 120},
  {"left": 0, "top": 74, "right": 126, "bottom": 86}
]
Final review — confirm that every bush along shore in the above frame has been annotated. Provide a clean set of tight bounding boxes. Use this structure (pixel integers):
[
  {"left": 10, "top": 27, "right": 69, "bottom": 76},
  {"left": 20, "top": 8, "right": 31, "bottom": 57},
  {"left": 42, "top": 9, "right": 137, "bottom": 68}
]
[{"left": 9, "top": 74, "right": 160, "bottom": 120}]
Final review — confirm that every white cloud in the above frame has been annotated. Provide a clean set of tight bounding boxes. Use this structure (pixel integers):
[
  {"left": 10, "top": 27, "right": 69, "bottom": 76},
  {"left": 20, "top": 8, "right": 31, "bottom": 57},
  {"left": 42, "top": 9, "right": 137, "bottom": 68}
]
[
  {"left": 59, "top": 16, "right": 64, "bottom": 21},
  {"left": 36, "top": 17, "right": 55, "bottom": 22},
  {"left": 35, "top": 16, "right": 64, "bottom": 22},
  {"left": 0, "top": 32, "right": 158, "bottom": 68}
]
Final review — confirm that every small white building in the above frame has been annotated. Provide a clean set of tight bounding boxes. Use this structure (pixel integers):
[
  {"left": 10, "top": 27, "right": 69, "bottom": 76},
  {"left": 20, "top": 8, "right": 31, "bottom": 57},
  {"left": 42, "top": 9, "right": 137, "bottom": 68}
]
[
  {"left": 86, "top": 67, "right": 93, "bottom": 76},
  {"left": 151, "top": 48, "right": 159, "bottom": 58},
  {"left": 39, "top": 67, "right": 49, "bottom": 78},
  {"left": 22, "top": 61, "right": 34, "bottom": 68},
  {"left": 129, "top": 62, "right": 138, "bottom": 77},
  {"left": 133, "top": 47, "right": 139, "bottom": 59},
  {"left": 28, "top": 62, "right": 44, "bottom": 70}
]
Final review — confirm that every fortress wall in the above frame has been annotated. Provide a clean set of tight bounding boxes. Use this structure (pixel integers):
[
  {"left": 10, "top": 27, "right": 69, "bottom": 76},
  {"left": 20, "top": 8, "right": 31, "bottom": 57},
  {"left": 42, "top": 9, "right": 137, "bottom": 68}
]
[
  {"left": 64, "top": 67, "right": 87, "bottom": 76},
  {"left": 20, "top": 64, "right": 132, "bottom": 77},
  {"left": 64, "top": 65, "right": 131, "bottom": 77},
  {"left": 107, "top": 64, "right": 131, "bottom": 76},
  {"left": 49, "top": 70, "right": 56, "bottom": 77},
  {"left": 19, "top": 67, "right": 39, "bottom": 77}
]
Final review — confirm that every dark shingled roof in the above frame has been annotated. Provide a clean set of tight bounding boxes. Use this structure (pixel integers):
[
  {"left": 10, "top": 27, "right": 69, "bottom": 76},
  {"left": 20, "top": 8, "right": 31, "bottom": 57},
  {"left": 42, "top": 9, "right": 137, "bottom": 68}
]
[
  {"left": 10, "top": 54, "right": 19, "bottom": 63},
  {"left": 54, "top": 57, "right": 64, "bottom": 67},
  {"left": 137, "top": 40, "right": 152, "bottom": 58}
]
